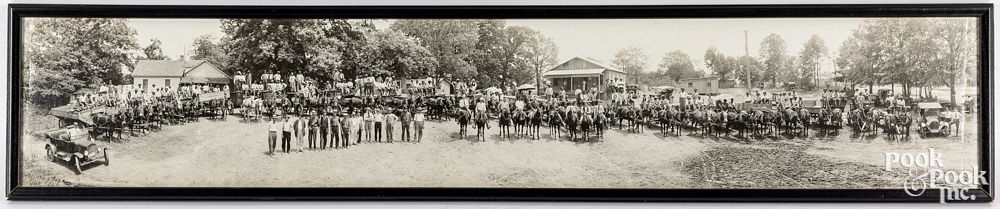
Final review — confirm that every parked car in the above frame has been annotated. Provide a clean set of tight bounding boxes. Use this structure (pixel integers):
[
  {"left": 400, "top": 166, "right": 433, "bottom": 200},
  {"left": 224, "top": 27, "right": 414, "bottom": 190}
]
[
  {"left": 43, "top": 127, "right": 109, "bottom": 174},
  {"left": 916, "top": 102, "right": 950, "bottom": 138}
]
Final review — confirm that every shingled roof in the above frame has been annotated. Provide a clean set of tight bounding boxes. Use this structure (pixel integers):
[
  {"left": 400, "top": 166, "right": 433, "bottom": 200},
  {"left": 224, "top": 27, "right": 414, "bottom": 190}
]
[{"left": 132, "top": 60, "right": 207, "bottom": 77}]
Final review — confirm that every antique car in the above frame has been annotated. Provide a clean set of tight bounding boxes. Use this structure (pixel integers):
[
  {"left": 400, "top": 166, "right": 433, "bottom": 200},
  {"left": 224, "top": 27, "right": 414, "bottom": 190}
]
[
  {"left": 43, "top": 127, "right": 110, "bottom": 174},
  {"left": 916, "top": 102, "right": 950, "bottom": 137}
]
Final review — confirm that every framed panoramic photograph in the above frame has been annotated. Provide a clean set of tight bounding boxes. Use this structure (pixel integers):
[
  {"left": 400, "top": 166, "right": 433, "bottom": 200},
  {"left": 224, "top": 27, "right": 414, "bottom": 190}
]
[{"left": 5, "top": 4, "right": 994, "bottom": 202}]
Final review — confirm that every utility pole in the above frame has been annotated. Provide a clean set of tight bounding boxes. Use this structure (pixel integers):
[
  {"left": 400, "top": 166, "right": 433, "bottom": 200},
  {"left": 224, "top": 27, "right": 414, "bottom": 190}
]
[{"left": 744, "top": 30, "right": 751, "bottom": 90}]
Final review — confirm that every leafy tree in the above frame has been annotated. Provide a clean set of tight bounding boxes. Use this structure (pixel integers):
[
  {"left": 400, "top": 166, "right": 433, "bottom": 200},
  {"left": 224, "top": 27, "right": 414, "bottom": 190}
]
[
  {"left": 142, "top": 38, "right": 170, "bottom": 60},
  {"left": 797, "top": 35, "right": 827, "bottom": 89},
  {"left": 515, "top": 26, "right": 559, "bottom": 91},
  {"left": 836, "top": 18, "right": 962, "bottom": 97},
  {"left": 391, "top": 19, "right": 479, "bottom": 80},
  {"left": 191, "top": 34, "right": 229, "bottom": 73},
  {"left": 759, "top": 33, "right": 789, "bottom": 86},
  {"left": 704, "top": 46, "right": 736, "bottom": 80},
  {"left": 611, "top": 46, "right": 649, "bottom": 84},
  {"left": 658, "top": 50, "right": 699, "bottom": 82},
  {"left": 734, "top": 55, "right": 763, "bottom": 88},
  {"left": 357, "top": 29, "right": 438, "bottom": 80},
  {"left": 471, "top": 20, "right": 515, "bottom": 87},
  {"left": 221, "top": 19, "right": 352, "bottom": 82},
  {"left": 929, "top": 18, "right": 977, "bottom": 106},
  {"left": 26, "top": 18, "right": 139, "bottom": 107}
]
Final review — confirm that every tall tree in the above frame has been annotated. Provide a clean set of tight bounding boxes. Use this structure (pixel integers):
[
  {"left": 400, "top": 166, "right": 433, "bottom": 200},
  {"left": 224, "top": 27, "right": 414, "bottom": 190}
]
[
  {"left": 658, "top": 50, "right": 699, "bottom": 82},
  {"left": 836, "top": 18, "right": 945, "bottom": 96},
  {"left": 759, "top": 33, "right": 789, "bottom": 86},
  {"left": 930, "top": 18, "right": 977, "bottom": 106},
  {"left": 471, "top": 20, "right": 514, "bottom": 87},
  {"left": 26, "top": 18, "right": 139, "bottom": 107},
  {"left": 797, "top": 35, "right": 827, "bottom": 89},
  {"left": 735, "top": 55, "right": 763, "bottom": 88},
  {"left": 142, "top": 38, "right": 170, "bottom": 60},
  {"left": 221, "top": 19, "right": 352, "bottom": 82},
  {"left": 191, "top": 34, "right": 229, "bottom": 73},
  {"left": 704, "top": 46, "right": 736, "bottom": 80},
  {"left": 611, "top": 46, "right": 649, "bottom": 84},
  {"left": 391, "top": 19, "right": 479, "bottom": 80},
  {"left": 356, "top": 29, "right": 438, "bottom": 80},
  {"left": 513, "top": 26, "right": 558, "bottom": 92}
]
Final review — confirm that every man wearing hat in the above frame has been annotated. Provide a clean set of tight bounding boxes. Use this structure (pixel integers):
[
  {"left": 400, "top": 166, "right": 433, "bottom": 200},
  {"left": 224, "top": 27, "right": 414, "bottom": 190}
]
[
  {"left": 363, "top": 107, "right": 374, "bottom": 143},
  {"left": 400, "top": 108, "right": 413, "bottom": 142},
  {"left": 373, "top": 107, "right": 385, "bottom": 143},
  {"left": 384, "top": 108, "right": 398, "bottom": 143},
  {"left": 413, "top": 108, "right": 426, "bottom": 143},
  {"left": 320, "top": 109, "right": 331, "bottom": 150}
]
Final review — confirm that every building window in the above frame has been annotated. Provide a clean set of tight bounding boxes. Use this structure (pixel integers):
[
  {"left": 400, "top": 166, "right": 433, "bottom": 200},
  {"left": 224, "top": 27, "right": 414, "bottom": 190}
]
[
  {"left": 165, "top": 79, "right": 171, "bottom": 88},
  {"left": 688, "top": 83, "right": 693, "bottom": 88},
  {"left": 142, "top": 79, "right": 148, "bottom": 90},
  {"left": 706, "top": 82, "right": 712, "bottom": 88}
]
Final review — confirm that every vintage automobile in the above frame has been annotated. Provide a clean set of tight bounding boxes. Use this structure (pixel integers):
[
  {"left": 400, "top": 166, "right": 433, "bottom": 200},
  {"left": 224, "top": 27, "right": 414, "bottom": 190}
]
[
  {"left": 916, "top": 102, "right": 950, "bottom": 137},
  {"left": 43, "top": 127, "right": 109, "bottom": 174}
]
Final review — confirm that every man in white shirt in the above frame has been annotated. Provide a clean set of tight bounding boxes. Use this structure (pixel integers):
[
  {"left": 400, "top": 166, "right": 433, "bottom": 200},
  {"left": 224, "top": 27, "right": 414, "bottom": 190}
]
[
  {"left": 268, "top": 119, "right": 279, "bottom": 155},
  {"left": 282, "top": 117, "right": 293, "bottom": 153},
  {"left": 413, "top": 109, "right": 425, "bottom": 143},
  {"left": 475, "top": 98, "right": 487, "bottom": 115},
  {"left": 459, "top": 96, "right": 470, "bottom": 110}
]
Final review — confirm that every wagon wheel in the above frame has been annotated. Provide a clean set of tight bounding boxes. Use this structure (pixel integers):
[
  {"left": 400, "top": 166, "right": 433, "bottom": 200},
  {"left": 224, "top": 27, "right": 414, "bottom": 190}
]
[
  {"left": 103, "top": 148, "right": 110, "bottom": 166},
  {"left": 71, "top": 155, "right": 83, "bottom": 175}
]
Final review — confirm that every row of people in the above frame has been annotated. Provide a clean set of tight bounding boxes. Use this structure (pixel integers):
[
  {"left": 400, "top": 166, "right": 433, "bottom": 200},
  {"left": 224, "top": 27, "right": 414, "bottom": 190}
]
[{"left": 264, "top": 107, "right": 427, "bottom": 154}]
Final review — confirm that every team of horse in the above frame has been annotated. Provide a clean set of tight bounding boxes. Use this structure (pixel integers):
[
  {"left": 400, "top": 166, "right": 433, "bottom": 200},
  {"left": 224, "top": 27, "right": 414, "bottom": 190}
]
[{"left": 88, "top": 99, "right": 228, "bottom": 141}]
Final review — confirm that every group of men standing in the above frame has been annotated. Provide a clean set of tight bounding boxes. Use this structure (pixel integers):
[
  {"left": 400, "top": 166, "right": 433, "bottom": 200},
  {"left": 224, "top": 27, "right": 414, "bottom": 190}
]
[{"left": 265, "top": 107, "right": 427, "bottom": 155}]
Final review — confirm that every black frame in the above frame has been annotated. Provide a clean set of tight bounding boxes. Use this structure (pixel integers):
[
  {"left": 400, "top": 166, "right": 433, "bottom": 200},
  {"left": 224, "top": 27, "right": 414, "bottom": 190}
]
[{"left": 5, "top": 4, "right": 994, "bottom": 202}]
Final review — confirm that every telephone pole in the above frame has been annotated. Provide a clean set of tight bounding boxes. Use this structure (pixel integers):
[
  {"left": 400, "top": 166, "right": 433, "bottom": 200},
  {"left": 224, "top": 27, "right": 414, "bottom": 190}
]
[{"left": 744, "top": 30, "right": 751, "bottom": 90}]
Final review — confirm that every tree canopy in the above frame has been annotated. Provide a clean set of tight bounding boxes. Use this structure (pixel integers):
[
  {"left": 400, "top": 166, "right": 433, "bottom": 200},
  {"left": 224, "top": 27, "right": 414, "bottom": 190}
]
[
  {"left": 611, "top": 46, "right": 649, "bottom": 84},
  {"left": 659, "top": 50, "right": 701, "bottom": 83},
  {"left": 26, "top": 18, "right": 139, "bottom": 107}
]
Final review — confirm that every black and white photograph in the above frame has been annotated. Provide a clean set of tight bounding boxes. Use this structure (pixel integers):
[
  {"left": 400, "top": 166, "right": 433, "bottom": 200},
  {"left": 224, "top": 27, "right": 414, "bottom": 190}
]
[{"left": 8, "top": 7, "right": 990, "bottom": 201}]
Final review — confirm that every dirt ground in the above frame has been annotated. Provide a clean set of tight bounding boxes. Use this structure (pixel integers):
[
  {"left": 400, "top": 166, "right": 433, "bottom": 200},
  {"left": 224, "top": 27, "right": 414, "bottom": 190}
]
[{"left": 18, "top": 86, "right": 982, "bottom": 188}]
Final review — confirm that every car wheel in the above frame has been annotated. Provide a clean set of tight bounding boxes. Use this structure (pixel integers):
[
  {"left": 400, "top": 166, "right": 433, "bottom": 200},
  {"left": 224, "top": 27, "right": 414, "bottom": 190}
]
[
  {"left": 71, "top": 156, "right": 82, "bottom": 175},
  {"left": 45, "top": 146, "right": 55, "bottom": 162}
]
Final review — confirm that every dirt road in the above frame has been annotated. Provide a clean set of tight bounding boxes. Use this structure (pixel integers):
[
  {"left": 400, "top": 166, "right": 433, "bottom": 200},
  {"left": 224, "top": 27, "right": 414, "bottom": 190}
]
[{"left": 19, "top": 114, "right": 980, "bottom": 188}]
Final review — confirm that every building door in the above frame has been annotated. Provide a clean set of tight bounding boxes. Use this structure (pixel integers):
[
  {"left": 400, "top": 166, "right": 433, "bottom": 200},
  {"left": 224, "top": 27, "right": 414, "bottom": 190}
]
[{"left": 142, "top": 79, "right": 149, "bottom": 90}]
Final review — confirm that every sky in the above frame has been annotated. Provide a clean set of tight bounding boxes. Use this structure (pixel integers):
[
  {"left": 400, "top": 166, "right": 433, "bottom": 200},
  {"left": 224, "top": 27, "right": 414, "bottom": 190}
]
[{"left": 126, "top": 18, "right": 869, "bottom": 76}]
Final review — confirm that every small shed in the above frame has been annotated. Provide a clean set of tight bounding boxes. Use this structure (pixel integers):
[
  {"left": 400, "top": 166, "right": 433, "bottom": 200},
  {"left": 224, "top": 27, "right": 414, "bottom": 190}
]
[{"left": 678, "top": 76, "right": 721, "bottom": 95}]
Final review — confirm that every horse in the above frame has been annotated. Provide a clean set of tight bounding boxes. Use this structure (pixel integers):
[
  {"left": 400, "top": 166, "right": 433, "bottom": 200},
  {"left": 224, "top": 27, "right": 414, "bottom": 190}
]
[
  {"left": 632, "top": 108, "right": 646, "bottom": 133},
  {"left": 457, "top": 109, "right": 471, "bottom": 140},
  {"left": 91, "top": 112, "right": 122, "bottom": 141},
  {"left": 798, "top": 108, "right": 811, "bottom": 138},
  {"left": 474, "top": 112, "right": 489, "bottom": 142},
  {"left": 529, "top": 109, "right": 543, "bottom": 140},
  {"left": 579, "top": 113, "right": 593, "bottom": 142},
  {"left": 498, "top": 109, "right": 511, "bottom": 140},
  {"left": 565, "top": 112, "right": 578, "bottom": 141},
  {"left": 548, "top": 110, "right": 564, "bottom": 139},
  {"left": 513, "top": 109, "right": 527, "bottom": 137},
  {"left": 657, "top": 109, "right": 671, "bottom": 137},
  {"left": 593, "top": 111, "right": 607, "bottom": 140}
]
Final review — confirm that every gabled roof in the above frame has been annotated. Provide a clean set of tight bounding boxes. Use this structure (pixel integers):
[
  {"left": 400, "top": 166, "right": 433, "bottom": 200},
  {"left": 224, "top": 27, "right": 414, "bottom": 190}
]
[
  {"left": 543, "top": 69, "right": 607, "bottom": 77},
  {"left": 679, "top": 76, "right": 721, "bottom": 81},
  {"left": 547, "top": 57, "right": 626, "bottom": 74},
  {"left": 132, "top": 60, "right": 206, "bottom": 77}
]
